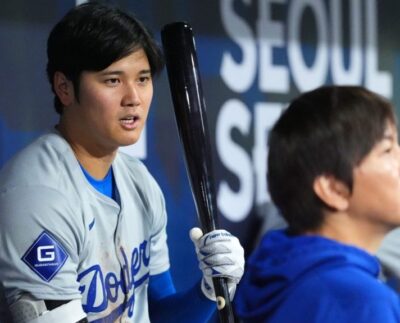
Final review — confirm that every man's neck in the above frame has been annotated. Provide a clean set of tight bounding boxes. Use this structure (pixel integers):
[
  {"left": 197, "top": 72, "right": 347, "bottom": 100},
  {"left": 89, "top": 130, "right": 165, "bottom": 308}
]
[
  {"left": 77, "top": 153, "right": 114, "bottom": 180},
  {"left": 56, "top": 122, "right": 116, "bottom": 180},
  {"left": 306, "top": 212, "right": 392, "bottom": 254}
]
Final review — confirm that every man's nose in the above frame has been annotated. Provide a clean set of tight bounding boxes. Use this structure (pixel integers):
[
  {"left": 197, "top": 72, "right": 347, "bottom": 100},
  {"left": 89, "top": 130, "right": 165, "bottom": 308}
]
[{"left": 122, "top": 83, "right": 140, "bottom": 107}]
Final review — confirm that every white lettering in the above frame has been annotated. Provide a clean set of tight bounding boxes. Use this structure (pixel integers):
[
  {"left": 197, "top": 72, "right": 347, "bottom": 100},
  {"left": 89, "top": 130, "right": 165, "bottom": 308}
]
[
  {"left": 330, "top": 0, "right": 362, "bottom": 85},
  {"left": 252, "top": 103, "right": 284, "bottom": 206},
  {"left": 364, "top": 0, "right": 393, "bottom": 98},
  {"left": 216, "top": 99, "right": 253, "bottom": 222},
  {"left": 288, "top": 0, "right": 328, "bottom": 92},
  {"left": 220, "top": 0, "right": 257, "bottom": 92},
  {"left": 258, "top": 0, "right": 289, "bottom": 93},
  {"left": 217, "top": 0, "right": 393, "bottom": 222},
  {"left": 37, "top": 245, "right": 55, "bottom": 262}
]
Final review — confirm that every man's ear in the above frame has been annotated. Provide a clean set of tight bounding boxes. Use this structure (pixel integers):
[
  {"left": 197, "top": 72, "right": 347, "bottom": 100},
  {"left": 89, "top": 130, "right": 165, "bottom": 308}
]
[
  {"left": 313, "top": 175, "right": 350, "bottom": 211},
  {"left": 53, "top": 71, "right": 74, "bottom": 107}
]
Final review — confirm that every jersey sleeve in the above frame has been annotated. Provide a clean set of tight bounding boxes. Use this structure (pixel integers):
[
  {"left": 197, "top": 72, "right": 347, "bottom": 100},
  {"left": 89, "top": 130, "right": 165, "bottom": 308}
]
[
  {"left": 145, "top": 169, "right": 171, "bottom": 276},
  {"left": 0, "top": 185, "right": 84, "bottom": 305}
]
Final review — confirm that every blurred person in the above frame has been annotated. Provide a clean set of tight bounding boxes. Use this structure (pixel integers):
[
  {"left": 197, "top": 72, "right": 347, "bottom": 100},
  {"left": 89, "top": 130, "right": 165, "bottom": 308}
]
[{"left": 235, "top": 86, "right": 400, "bottom": 323}]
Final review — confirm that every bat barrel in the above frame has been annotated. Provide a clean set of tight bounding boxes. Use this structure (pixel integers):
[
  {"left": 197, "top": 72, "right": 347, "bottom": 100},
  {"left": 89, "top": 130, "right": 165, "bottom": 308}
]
[
  {"left": 161, "top": 22, "right": 236, "bottom": 323},
  {"left": 161, "top": 22, "right": 218, "bottom": 233}
]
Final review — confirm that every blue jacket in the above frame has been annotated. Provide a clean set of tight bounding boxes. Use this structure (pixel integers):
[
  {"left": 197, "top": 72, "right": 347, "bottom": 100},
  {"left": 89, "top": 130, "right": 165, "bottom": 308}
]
[{"left": 234, "top": 230, "right": 400, "bottom": 323}]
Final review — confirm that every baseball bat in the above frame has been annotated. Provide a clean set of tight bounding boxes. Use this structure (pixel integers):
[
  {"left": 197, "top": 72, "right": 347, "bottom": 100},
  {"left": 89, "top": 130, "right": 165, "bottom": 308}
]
[{"left": 161, "top": 22, "right": 235, "bottom": 323}]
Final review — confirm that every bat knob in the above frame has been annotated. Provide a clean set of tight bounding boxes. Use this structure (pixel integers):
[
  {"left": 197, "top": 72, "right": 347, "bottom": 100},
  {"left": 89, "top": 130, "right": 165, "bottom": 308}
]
[
  {"left": 216, "top": 296, "right": 226, "bottom": 310},
  {"left": 189, "top": 227, "right": 204, "bottom": 242}
]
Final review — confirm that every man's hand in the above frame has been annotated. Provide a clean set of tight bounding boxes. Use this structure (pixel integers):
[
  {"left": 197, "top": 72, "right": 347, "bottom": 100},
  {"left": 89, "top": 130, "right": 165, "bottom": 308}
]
[{"left": 190, "top": 227, "right": 245, "bottom": 301}]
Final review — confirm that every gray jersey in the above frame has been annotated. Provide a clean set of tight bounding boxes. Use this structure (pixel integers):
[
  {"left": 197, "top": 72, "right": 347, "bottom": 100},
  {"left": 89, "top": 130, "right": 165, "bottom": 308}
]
[{"left": 0, "top": 131, "right": 170, "bottom": 322}]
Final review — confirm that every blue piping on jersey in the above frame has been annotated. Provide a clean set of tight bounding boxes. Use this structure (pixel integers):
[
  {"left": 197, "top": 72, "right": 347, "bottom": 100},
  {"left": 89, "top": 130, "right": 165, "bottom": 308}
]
[{"left": 88, "top": 218, "right": 95, "bottom": 231}]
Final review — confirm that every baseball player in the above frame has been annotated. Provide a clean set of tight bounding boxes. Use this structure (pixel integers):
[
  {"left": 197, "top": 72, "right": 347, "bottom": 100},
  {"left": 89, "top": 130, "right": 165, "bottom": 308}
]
[{"left": 0, "top": 3, "right": 244, "bottom": 322}]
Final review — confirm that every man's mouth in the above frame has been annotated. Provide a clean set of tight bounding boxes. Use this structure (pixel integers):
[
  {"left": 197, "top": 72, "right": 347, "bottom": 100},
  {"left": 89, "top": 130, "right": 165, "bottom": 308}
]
[{"left": 120, "top": 115, "right": 139, "bottom": 128}]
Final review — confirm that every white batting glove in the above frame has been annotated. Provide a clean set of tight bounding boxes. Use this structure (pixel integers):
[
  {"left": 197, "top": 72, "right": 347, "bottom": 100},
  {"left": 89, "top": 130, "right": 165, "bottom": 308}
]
[{"left": 190, "top": 227, "right": 245, "bottom": 301}]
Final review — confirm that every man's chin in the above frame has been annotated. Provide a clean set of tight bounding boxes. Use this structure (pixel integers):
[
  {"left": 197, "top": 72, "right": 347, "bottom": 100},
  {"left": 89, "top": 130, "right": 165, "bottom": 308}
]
[
  {"left": 120, "top": 134, "right": 140, "bottom": 147},
  {"left": 120, "top": 140, "right": 138, "bottom": 147}
]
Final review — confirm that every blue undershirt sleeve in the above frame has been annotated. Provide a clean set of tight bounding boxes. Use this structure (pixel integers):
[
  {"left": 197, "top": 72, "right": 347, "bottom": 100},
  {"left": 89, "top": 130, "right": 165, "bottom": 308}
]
[
  {"left": 148, "top": 270, "right": 216, "bottom": 323},
  {"left": 148, "top": 270, "right": 176, "bottom": 300}
]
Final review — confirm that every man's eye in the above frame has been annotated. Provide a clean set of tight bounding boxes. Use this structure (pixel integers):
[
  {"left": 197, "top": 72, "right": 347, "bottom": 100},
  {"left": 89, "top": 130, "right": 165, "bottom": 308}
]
[
  {"left": 138, "top": 76, "right": 151, "bottom": 85},
  {"left": 105, "top": 78, "right": 120, "bottom": 85},
  {"left": 386, "top": 146, "right": 394, "bottom": 154},
  {"left": 382, "top": 143, "right": 394, "bottom": 154}
]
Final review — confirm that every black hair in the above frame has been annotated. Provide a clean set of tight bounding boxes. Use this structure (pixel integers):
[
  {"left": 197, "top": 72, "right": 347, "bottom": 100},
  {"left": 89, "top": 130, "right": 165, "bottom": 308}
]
[
  {"left": 47, "top": 2, "right": 164, "bottom": 114},
  {"left": 267, "top": 86, "right": 396, "bottom": 234}
]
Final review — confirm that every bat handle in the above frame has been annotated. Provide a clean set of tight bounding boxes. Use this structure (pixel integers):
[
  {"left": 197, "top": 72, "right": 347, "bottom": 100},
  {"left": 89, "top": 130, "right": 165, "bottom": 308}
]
[
  {"left": 213, "top": 277, "right": 236, "bottom": 323},
  {"left": 202, "top": 221, "right": 235, "bottom": 321}
]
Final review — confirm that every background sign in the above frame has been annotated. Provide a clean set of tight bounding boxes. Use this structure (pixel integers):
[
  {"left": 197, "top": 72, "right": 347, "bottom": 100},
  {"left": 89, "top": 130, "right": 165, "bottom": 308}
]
[{"left": 0, "top": 1, "right": 398, "bottom": 320}]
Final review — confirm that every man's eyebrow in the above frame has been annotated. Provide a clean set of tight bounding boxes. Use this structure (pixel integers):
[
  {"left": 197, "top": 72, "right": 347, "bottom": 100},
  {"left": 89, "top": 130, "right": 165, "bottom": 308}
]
[
  {"left": 381, "top": 133, "right": 396, "bottom": 142},
  {"left": 99, "top": 70, "right": 123, "bottom": 76},
  {"left": 138, "top": 69, "right": 152, "bottom": 75},
  {"left": 98, "top": 69, "right": 152, "bottom": 76}
]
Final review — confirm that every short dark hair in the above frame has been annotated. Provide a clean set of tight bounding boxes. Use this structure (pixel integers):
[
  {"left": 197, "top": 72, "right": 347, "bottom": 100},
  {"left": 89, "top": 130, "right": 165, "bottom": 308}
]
[
  {"left": 267, "top": 86, "right": 396, "bottom": 234},
  {"left": 47, "top": 2, "right": 164, "bottom": 114}
]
